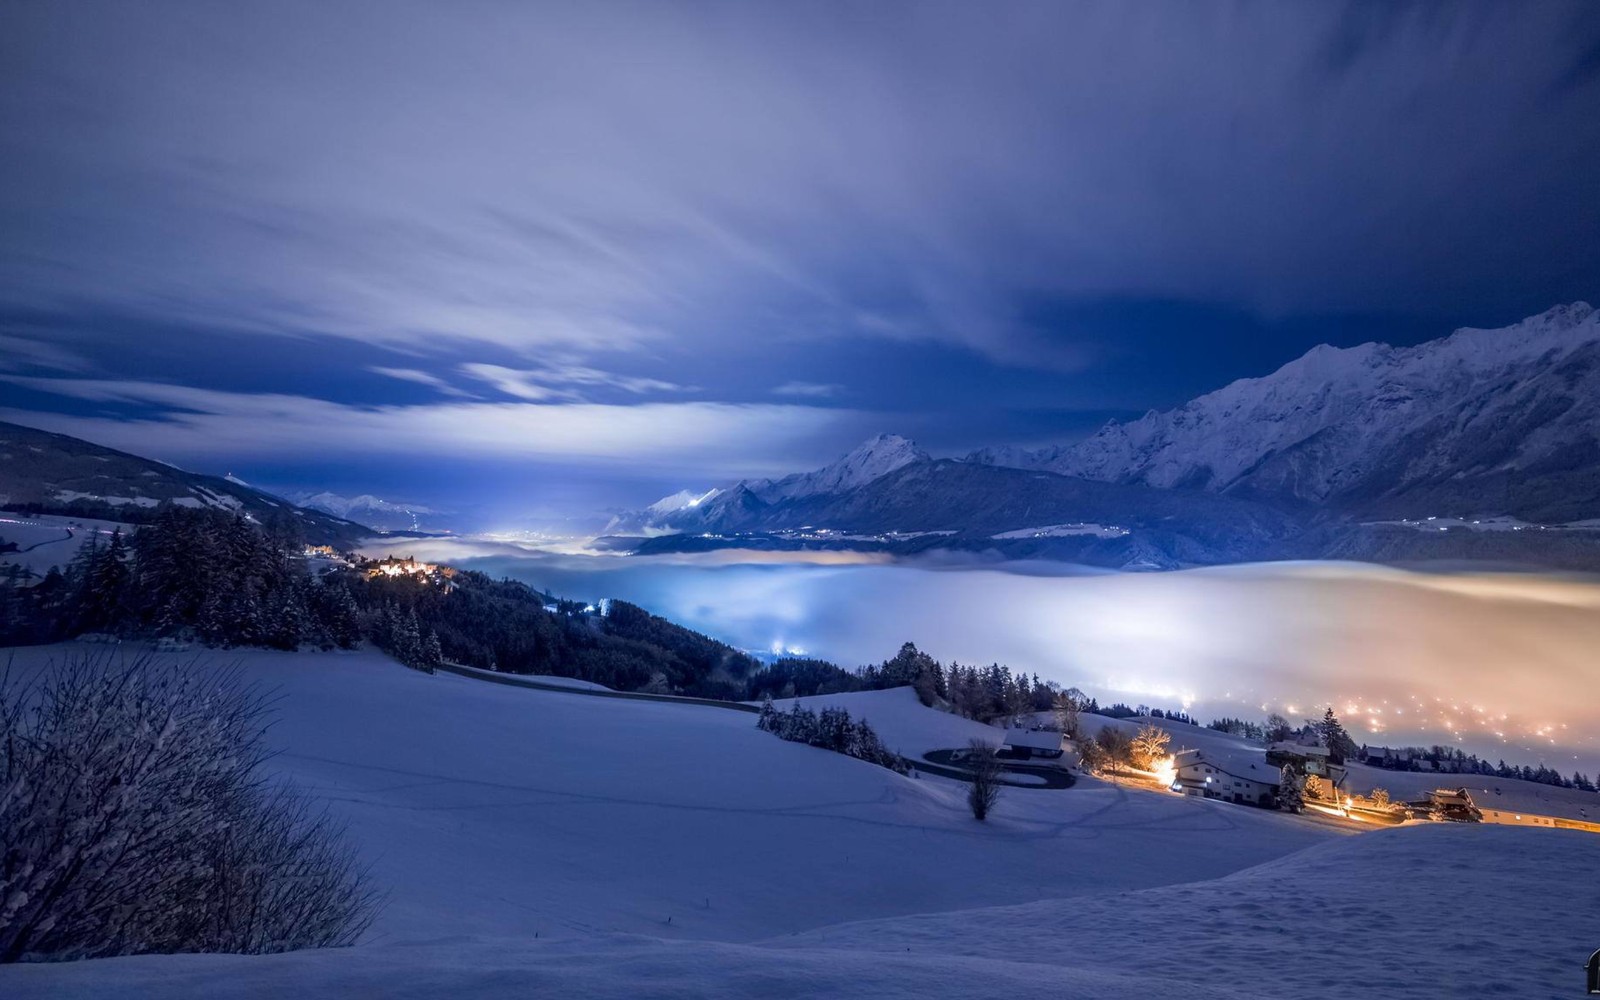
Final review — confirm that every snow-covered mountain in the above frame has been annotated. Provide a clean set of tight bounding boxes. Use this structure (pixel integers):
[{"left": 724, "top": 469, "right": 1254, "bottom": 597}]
[
  {"left": 288, "top": 491, "right": 446, "bottom": 532},
  {"left": 971, "top": 303, "right": 1600, "bottom": 522},
  {"left": 606, "top": 434, "right": 929, "bottom": 535},
  {"left": 608, "top": 433, "right": 1307, "bottom": 568},
  {"left": 603, "top": 306, "right": 1600, "bottom": 569},
  {"left": 746, "top": 433, "right": 930, "bottom": 502}
]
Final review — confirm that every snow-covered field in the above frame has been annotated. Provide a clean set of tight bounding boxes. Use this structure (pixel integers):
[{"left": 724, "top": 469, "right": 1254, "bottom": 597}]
[
  {"left": 783, "top": 686, "right": 1005, "bottom": 756},
  {"left": 0, "top": 511, "right": 130, "bottom": 580},
  {"left": 3, "top": 642, "right": 1597, "bottom": 999}
]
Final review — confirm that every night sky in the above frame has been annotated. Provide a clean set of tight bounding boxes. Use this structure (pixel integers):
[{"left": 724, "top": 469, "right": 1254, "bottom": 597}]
[{"left": 3, "top": 1, "right": 1598, "bottom": 524}]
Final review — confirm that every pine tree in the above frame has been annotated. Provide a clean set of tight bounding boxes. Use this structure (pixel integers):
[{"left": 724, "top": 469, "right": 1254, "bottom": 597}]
[
  {"left": 1317, "top": 707, "right": 1358, "bottom": 763},
  {"left": 1278, "top": 767, "right": 1305, "bottom": 813},
  {"left": 420, "top": 630, "right": 443, "bottom": 672}
]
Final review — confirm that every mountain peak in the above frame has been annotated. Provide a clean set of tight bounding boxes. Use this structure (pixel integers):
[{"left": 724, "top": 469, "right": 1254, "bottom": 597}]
[
  {"left": 843, "top": 433, "right": 927, "bottom": 463},
  {"left": 769, "top": 433, "right": 929, "bottom": 499}
]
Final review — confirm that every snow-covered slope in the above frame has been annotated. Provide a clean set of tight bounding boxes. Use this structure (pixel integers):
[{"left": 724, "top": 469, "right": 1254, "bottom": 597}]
[
  {"left": 975, "top": 303, "right": 1600, "bottom": 521},
  {"left": 0, "top": 420, "right": 374, "bottom": 546},
  {"left": 4, "top": 643, "right": 1596, "bottom": 999},
  {"left": 0, "top": 643, "right": 1333, "bottom": 945}
]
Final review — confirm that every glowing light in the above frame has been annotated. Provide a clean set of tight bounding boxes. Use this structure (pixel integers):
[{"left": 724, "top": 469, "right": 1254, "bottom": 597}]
[{"left": 1153, "top": 755, "right": 1177, "bottom": 789}]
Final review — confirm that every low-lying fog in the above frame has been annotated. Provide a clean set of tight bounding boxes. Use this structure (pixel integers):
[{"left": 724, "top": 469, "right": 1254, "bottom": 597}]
[{"left": 365, "top": 537, "right": 1600, "bottom": 773}]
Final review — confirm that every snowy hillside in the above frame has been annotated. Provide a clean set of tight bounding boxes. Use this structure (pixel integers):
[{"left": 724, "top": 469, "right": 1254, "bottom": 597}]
[
  {"left": 5, "top": 644, "right": 1597, "bottom": 999},
  {"left": 0, "top": 420, "right": 374, "bottom": 546},
  {"left": 974, "top": 303, "right": 1600, "bottom": 522},
  {"left": 0, "top": 643, "right": 1334, "bottom": 945}
]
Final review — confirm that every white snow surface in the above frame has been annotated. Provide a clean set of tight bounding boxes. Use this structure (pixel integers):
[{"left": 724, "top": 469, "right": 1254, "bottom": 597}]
[
  {"left": 3, "top": 643, "right": 1595, "bottom": 999},
  {"left": 780, "top": 686, "right": 1004, "bottom": 756},
  {"left": 0, "top": 511, "right": 131, "bottom": 580}
]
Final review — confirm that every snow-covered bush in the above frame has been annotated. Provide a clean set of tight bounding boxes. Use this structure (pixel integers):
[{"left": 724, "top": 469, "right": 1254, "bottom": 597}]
[
  {"left": 0, "top": 654, "right": 378, "bottom": 963},
  {"left": 756, "top": 697, "right": 909, "bottom": 774}
]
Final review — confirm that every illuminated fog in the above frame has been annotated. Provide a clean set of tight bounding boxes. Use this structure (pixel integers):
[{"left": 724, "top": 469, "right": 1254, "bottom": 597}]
[{"left": 368, "top": 538, "right": 1600, "bottom": 773}]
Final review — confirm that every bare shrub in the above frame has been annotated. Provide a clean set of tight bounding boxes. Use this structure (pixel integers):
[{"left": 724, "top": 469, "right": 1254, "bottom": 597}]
[
  {"left": 1129, "top": 723, "right": 1171, "bottom": 771},
  {"left": 0, "top": 654, "right": 379, "bottom": 962},
  {"left": 966, "top": 739, "right": 1003, "bottom": 821},
  {"left": 1095, "top": 726, "right": 1133, "bottom": 774}
]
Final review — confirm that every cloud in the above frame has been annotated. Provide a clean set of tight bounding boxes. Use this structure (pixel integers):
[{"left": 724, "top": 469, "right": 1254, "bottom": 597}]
[
  {"left": 2, "top": 1, "right": 1594, "bottom": 375},
  {"left": 772, "top": 381, "right": 843, "bottom": 399},
  {"left": 0, "top": 333, "right": 91, "bottom": 373},
  {"left": 368, "top": 366, "right": 476, "bottom": 398},
  {"left": 1, "top": 377, "right": 864, "bottom": 479},
  {"left": 459, "top": 363, "right": 692, "bottom": 402}
]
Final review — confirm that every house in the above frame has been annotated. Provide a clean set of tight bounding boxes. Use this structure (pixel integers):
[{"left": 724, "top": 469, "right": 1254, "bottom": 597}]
[
  {"left": 1002, "top": 727, "right": 1066, "bottom": 760},
  {"left": 1268, "top": 742, "right": 1348, "bottom": 788},
  {"left": 1361, "top": 745, "right": 1416, "bottom": 768},
  {"left": 1418, "top": 788, "right": 1482, "bottom": 823},
  {"left": 1465, "top": 785, "right": 1600, "bottom": 834},
  {"left": 1172, "top": 748, "right": 1282, "bottom": 807}
]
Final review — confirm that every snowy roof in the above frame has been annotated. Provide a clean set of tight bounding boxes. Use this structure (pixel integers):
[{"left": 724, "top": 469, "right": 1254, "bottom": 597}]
[
  {"left": 1344, "top": 764, "right": 1599, "bottom": 824},
  {"left": 1175, "top": 747, "right": 1282, "bottom": 787},
  {"left": 1003, "top": 728, "right": 1064, "bottom": 751},
  {"left": 1268, "top": 742, "right": 1329, "bottom": 758}
]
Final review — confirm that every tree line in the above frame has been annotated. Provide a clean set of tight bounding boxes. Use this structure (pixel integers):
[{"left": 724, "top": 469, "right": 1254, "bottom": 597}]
[{"left": 756, "top": 697, "right": 908, "bottom": 775}]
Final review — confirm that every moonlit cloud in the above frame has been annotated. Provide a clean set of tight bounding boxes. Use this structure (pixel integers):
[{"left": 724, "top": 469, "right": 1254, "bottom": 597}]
[
  {"left": 773, "top": 381, "right": 844, "bottom": 399},
  {"left": 2, "top": 1, "right": 1595, "bottom": 373},
  {"left": 459, "top": 363, "right": 693, "bottom": 402},
  {"left": 0, "top": 377, "right": 866, "bottom": 478},
  {"left": 368, "top": 367, "right": 476, "bottom": 398},
  {"left": 0, "top": 333, "right": 90, "bottom": 373},
  {"left": 1, "top": 2, "right": 1597, "bottom": 506},
  {"left": 369, "top": 545, "right": 1600, "bottom": 770}
]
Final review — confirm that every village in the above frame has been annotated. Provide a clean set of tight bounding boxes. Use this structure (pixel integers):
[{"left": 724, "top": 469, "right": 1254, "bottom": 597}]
[{"left": 987, "top": 714, "right": 1600, "bottom": 835}]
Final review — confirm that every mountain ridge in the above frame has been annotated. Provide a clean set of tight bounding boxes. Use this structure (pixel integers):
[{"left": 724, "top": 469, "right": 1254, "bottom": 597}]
[
  {"left": 613, "top": 304, "right": 1600, "bottom": 569},
  {"left": 968, "top": 303, "right": 1600, "bottom": 522},
  {"left": 0, "top": 420, "right": 376, "bottom": 546}
]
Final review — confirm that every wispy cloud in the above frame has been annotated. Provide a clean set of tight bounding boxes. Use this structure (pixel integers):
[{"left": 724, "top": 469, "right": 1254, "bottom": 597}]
[
  {"left": 4, "top": 1, "right": 1593, "bottom": 376},
  {"left": 460, "top": 363, "right": 693, "bottom": 402},
  {"left": 772, "top": 381, "right": 843, "bottom": 399},
  {"left": 1, "top": 377, "right": 863, "bottom": 479},
  {"left": 368, "top": 366, "right": 476, "bottom": 398},
  {"left": 0, "top": 333, "right": 91, "bottom": 373}
]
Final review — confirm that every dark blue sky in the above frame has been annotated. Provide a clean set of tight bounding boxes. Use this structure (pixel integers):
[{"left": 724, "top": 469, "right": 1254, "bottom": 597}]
[{"left": 2, "top": 1, "right": 1597, "bottom": 525}]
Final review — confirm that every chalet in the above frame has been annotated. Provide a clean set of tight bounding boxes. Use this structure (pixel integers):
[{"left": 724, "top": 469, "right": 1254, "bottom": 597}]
[
  {"left": 1458, "top": 786, "right": 1600, "bottom": 835},
  {"left": 1172, "top": 748, "right": 1282, "bottom": 807},
  {"left": 1002, "top": 727, "right": 1066, "bottom": 760},
  {"left": 1363, "top": 745, "right": 1396, "bottom": 767},
  {"left": 1268, "top": 742, "right": 1348, "bottom": 787}
]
